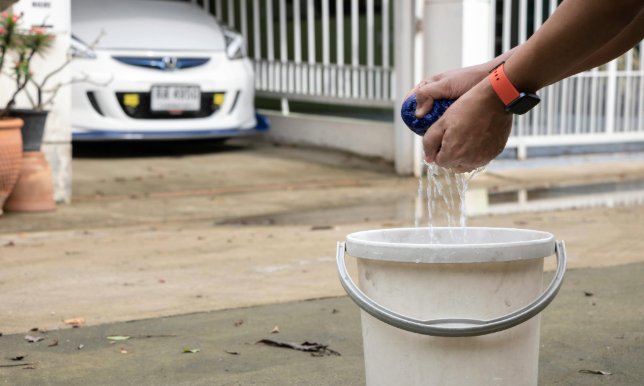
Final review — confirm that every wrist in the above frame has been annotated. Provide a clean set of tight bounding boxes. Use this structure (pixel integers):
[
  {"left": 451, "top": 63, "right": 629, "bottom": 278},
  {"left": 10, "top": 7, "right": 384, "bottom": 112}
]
[
  {"left": 476, "top": 78, "right": 509, "bottom": 112},
  {"left": 488, "top": 62, "right": 541, "bottom": 114},
  {"left": 502, "top": 56, "right": 542, "bottom": 93}
]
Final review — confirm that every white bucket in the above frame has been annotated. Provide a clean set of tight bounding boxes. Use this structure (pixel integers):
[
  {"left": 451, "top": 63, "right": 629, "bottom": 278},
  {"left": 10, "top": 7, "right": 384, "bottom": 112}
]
[{"left": 336, "top": 227, "right": 566, "bottom": 386}]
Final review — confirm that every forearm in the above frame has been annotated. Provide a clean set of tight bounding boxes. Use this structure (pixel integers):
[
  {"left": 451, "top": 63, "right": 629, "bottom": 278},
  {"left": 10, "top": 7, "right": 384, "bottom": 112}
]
[
  {"left": 561, "top": 8, "right": 644, "bottom": 79},
  {"left": 503, "top": 0, "right": 644, "bottom": 92}
]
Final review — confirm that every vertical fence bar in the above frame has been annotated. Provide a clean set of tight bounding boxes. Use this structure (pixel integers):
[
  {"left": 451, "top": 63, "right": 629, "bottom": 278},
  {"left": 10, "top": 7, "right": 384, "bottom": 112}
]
[
  {"left": 489, "top": 0, "right": 496, "bottom": 56},
  {"left": 351, "top": 0, "right": 359, "bottom": 98},
  {"left": 534, "top": 0, "right": 543, "bottom": 30},
  {"left": 322, "top": 0, "right": 330, "bottom": 95},
  {"left": 240, "top": 0, "right": 248, "bottom": 48},
  {"left": 589, "top": 68, "right": 599, "bottom": 134},
  {"left": 279, "top": 0, "right": 288, "bottom": 96},
  {"left": 252, "top": 0, "right": 261, "bottom": 60},
  {"left": 307, "top": 0, "right": 316, "bottom": 94},
  {"left": 531, "top": 0, "right": 543, "bottom": 134},
  {"left": 623, "top": 48, "right": 634, "bottom": 131},
  {"left": 516, "top": 0, "right": 528, "bottom": 136},
  {"left": 502, "top": 0, "right": 511, "bottom": 52},
  {"left": 518, "top": 0, "right": 527, "bottom": 43},
  {"left": 382, "top": 0, "right": 390, "bottom": 100},
  {"left": 227, "top": 0, "right": 235, "bottom": 27},
  {"left": 637, "top": 42, "right": 644, "bottom": 132},
  {"left": 574, "top": 75, "right": 583, "bottom": 134},
  {"left": 549, "top": 0, "right": 557, "bottom": 15},
  {"left": 546, "top": 84, "right": 555, "bottom": 135},
  {"left": 266, "top": 0, "right": 275, "bottom": 91},
  {"left": 605, "top": 59, "right": 618, "bottom": 134},
  {"left": 266, "top": 0, "right": 275, "bottom": 61},
  {"left": 252, "top": 0, "right": 263, "bottom": 89},
  {"left": 336, "top": 0, "right": 345, "bottom": 98},
  {"left": 203, "top": 0, "right": 210, "bottom": 13},
  {"left": 293, "top": 0, "right": 302, "bottom": 94},
  {"left": 367, "top": 0, "right": 375, "bottom": 98},
  {"left": 215, "top": 0, "right": 223, "bottom": 21}
]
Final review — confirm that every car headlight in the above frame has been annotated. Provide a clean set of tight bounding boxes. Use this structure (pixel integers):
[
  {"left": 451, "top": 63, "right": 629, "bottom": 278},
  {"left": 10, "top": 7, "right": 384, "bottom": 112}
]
[
  {"left": 222, "top": 26, "right": 245, "bottom": 60},
  {"left": 71, "top": 35, "right": 97, "bottom": 59}
]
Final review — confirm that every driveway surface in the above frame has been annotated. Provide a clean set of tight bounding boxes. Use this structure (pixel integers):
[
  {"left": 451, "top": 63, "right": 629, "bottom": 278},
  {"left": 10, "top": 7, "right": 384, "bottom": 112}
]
[{"left": 1, "top": 138, "right": 643, "bottom": 385}]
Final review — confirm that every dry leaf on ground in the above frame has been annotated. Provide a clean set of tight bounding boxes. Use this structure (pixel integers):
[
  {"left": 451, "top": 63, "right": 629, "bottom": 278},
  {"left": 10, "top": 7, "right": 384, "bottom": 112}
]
[
  {"left": 63, "top": 318, "right": 85, "bottom": 328},
  {"left": 24, "top": 335, "right": 44, "bottom": 343},
  {"left": 256, "top": 339, "right": 340, "bottom": 356},
  {"left": 579, "top": 369, "right": 612, "bottom": 375}
]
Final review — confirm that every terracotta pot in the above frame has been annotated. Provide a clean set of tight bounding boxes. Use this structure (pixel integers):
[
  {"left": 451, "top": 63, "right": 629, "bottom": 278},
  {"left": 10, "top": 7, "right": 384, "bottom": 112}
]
[
  {"left": 0, "top": 118, "right": 24, "bottom": 215},
  {"left": 4, "top": 151, "right": 56, "bottom": 212}
]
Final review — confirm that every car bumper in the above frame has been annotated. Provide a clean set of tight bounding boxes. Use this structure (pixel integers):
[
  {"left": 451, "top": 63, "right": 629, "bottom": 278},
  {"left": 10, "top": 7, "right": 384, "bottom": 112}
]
[
  {"left": 71, "top": 50, "right": 263, "bottom": 140},
  {"left": 72, "top": 113, "right": 269, "bottom": 141}
]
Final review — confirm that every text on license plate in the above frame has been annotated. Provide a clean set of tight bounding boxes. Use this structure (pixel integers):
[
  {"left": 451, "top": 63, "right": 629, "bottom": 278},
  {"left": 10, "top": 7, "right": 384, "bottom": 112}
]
[{"left": 151, "top": 85, "right": 201, "bottom": 112}]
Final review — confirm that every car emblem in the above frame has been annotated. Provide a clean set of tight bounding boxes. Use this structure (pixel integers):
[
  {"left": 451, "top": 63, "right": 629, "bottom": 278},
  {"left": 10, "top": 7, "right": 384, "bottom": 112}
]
[{"left": 162, "top": 56, "right": 178, "bottom": 71}]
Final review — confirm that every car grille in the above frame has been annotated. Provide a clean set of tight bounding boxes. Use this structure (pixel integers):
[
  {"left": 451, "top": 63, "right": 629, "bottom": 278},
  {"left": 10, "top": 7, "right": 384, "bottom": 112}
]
[
  {"left": 116, "top": 92, "right": 223, "bottom": 119},
  {"left": 112, "top": 56, "right": 210, "bottom": 71}
]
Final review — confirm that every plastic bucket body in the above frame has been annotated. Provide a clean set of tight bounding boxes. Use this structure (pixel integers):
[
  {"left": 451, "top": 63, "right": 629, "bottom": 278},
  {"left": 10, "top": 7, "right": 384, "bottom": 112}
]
[{"left": 337, "top": 227, "right": 566, "bottom": 386}]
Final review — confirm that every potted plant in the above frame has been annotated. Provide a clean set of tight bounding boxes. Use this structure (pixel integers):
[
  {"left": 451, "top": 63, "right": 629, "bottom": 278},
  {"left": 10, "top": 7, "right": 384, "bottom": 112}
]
[
  {"left": 1, "top": 12, "right": 57, "bottom": 212},
  {"left": 6, "top": 25, "right": 56, "bottom": 151},
  {"left": 0, "top": 11, "right": 24, "bottom": 215}
]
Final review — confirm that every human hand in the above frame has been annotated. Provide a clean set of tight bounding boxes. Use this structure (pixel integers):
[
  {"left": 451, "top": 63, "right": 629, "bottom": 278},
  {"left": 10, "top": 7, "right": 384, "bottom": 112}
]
[
  {"left": 423, "top": 79, "right": 513, "bottom": 172},
  {"left": 408, "top": 63, "right": 490, "bottom": 119}
]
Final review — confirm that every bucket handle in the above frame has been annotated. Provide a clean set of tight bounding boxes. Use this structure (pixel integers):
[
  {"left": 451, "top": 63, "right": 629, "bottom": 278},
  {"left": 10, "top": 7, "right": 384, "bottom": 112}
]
[{"left": 336, "top": 240, "right": 567, "bottom": 337}]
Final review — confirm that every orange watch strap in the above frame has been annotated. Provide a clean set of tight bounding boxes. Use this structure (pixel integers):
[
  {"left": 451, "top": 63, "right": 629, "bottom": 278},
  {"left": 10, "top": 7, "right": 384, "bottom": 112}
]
[{"left": 489, "top": 63, "right": 520, "bottom": 106}]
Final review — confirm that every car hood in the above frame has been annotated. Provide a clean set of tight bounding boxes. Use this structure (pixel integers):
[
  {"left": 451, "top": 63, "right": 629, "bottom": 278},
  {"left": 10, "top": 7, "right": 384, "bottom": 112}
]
[{"left": 72, "top": 0, "right": 226, "bottom": 51}]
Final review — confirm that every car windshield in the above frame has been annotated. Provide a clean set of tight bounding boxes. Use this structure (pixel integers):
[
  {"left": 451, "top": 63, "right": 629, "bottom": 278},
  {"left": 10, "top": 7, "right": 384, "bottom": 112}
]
[{"left": 71, "top": 0, "right": 226, "bottom": 51}]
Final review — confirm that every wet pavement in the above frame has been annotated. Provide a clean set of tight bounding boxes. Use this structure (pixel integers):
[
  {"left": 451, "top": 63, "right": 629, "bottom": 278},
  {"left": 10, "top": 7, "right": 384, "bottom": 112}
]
[{"left": 1, "top": 138, "right": 643, "bottom": 385}]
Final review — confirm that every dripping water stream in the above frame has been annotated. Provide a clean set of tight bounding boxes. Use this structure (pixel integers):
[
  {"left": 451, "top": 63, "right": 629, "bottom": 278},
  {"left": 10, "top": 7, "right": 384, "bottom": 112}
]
[{"left": 415, "top": 162, "right": 485, "bottom": 242}]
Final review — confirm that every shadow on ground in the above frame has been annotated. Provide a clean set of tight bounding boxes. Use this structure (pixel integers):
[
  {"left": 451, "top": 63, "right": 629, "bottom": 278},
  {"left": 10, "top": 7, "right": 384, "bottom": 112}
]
[{"left": 72, "top": 139, "right": 242, "bottom": 159}]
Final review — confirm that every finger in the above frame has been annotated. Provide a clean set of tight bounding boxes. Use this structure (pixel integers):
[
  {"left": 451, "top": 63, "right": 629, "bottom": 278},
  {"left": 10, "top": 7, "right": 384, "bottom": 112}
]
[
  {"left": 414, "top": 88, "right": 435, "bottom": 119},
  {"left": 422, "top": 123, "right": 445, "bottom": 164},
  {"left": 434, "top": 148, "right": 451, "bottom": 169},
  {"left": 415, "top": 79, "right": 451, "bottom": 118},
  {"left": 404, "top": 79, "right": 429, "bottom": 101},
  {"left": 404, "top": 87, "right": 416, "bottom": 100}
]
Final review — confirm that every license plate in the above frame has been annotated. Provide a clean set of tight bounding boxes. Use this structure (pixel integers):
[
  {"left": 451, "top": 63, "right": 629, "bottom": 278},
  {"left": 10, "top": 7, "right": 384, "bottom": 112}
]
[{"left": 151, "top": 85, "right": 201, "bottom": 112}]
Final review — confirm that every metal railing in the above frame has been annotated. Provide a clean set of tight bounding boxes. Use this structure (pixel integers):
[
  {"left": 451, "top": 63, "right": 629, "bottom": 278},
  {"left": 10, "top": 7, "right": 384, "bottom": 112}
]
[{"left": 196, "top": 0, "right": 394, "bottom": 107}]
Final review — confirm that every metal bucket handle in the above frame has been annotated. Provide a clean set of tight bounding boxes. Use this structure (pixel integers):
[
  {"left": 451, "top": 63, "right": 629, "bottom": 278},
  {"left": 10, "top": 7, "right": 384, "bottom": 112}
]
[{"left": 336, "top": 240, "right": 567, "bottom": 337}]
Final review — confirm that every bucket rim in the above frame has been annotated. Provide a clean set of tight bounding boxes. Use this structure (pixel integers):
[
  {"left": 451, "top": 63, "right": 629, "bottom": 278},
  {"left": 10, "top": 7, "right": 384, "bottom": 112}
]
[{"left": 345, "top": 227, "right": 555, "bottom": 263}]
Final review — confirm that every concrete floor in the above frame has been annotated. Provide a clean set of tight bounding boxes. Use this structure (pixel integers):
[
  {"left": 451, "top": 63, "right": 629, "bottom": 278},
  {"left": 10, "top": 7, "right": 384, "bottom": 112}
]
[{"left": 1, "top": 138, "right": 643, "bottom": 385}]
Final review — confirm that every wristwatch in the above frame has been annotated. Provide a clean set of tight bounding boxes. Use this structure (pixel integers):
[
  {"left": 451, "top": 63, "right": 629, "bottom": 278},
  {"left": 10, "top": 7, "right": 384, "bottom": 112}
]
[{"left": 488, "top": 62, "right": 540, "bottom": 115}]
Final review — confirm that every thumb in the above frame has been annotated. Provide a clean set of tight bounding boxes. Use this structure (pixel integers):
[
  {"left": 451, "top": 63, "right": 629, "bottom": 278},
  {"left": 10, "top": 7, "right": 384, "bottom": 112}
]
[{"left": 415, "top": 80, "right": 451, "bottom": 119}]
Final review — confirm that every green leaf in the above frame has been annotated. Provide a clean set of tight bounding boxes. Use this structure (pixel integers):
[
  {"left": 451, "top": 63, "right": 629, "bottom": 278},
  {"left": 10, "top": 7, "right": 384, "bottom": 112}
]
[
  {"left": 106, "top": 336, "right": 131, "bottom": 341},
  {"left": 182, "top": 348, "right": 200, "bottom": 354}
]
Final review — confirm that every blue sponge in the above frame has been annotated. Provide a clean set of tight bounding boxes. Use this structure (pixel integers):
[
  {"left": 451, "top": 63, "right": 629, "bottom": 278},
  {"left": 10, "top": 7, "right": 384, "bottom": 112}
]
[{"left": 400, "top": 95, "right": 455, "bottom": 136}]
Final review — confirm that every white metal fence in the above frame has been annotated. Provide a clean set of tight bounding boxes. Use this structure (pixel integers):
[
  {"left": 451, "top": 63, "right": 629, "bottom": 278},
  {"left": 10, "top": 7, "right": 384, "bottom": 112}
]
[
  {"left": 196, "top": 0, "right": 644, "bottom": 153},
  {"left": 494, "top": 0, "right": 644, "bottom": 155},
  {"left": 195, "top": 0, "right": 394, "bottom": 107}
]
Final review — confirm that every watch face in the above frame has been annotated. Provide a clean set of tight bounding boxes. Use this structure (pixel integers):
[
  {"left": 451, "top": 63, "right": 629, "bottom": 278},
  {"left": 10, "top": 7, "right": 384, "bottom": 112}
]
[{"left": 506, "top": 93, "right": 541, "bottom": 115}]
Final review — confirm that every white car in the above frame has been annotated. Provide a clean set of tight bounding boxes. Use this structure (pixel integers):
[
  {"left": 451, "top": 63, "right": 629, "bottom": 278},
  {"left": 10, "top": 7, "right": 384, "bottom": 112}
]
[{"left": 70, "top": 0, "right": 267, "bottom": 141}]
